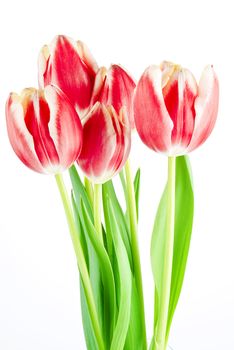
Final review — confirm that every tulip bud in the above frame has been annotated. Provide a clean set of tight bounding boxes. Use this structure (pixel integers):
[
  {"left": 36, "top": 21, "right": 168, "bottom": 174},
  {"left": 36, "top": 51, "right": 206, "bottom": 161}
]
[
  {"left": 6, "top": 85, "right": 83, "bottom": 174},
  {"left": 77, "top": 102, "right": 131, "bottom": 183},
  {"left": 134, "top": 62, "right": 219, "bottom": 155},
  {"left": 38, "top": 35, "right": 98, "bottom": 119}
]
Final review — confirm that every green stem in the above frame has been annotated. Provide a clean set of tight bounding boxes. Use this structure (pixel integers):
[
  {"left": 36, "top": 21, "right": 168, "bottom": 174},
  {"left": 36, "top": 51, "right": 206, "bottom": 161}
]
[
  {"left": 124, "top": 159, "right": 147, "bottom": 349},
  {"left": 55, "top": 174, "right": 105, "bottom": 350},
  {"left": 94, "top": 183, "right": 103, "bottom": 243},
  {"left": 155, "top": 156, "right": 176, "bottom": 350}
]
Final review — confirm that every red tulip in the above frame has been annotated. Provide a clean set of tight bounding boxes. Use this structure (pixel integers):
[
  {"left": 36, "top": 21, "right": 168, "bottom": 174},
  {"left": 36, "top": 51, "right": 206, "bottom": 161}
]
[
  {"left": 6, "top": 85, "right": 83, "bottom": 174},
  {"left": 38, "top": 35, "right": 98, "bottom": 119},
  {"left": 134, "top": 62, "right": 219, "bottom": 155},
  {"left": 77, "top": 102, "right": 131, "bottom": 183}
]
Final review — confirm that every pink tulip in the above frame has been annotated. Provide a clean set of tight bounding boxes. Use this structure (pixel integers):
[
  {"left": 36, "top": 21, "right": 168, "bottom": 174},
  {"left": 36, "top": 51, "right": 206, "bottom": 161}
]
[
  {"left": 38, "top": 35, "right": 98, "bottom": 119},
  {"left": 6, "top": 85, "right": 83, "bottom": 174},
  {"left": 134, "top": 61, "right": 219, "bottom": 155},
  {"left": 77, "top": 102, "right": 131, "bottom": 183}
]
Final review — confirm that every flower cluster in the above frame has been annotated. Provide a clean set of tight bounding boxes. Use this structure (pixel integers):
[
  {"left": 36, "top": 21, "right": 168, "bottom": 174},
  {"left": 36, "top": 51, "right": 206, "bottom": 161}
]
[
  {"left": 6, "top": 35, "right": 135, "bottom": 182},
  {"left": 6, "top": 35, "right": 219, "bottom": 182}
]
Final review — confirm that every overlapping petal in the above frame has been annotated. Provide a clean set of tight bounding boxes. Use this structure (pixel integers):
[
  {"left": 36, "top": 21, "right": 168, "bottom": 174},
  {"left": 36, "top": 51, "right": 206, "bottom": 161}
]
[
  {"left": 77, "top": 102, "right": 131, "bottom": 183},
  {"left": 38, "top": 35, "right": 98, "bottom": 119},
  {"left": 187, "top": 65, "right": 219, "bottom": 152},
  {"left": 6, "top": 85, "right": 83, "bottom": 174},
  {"left": 93, "top": 65, "right": 136, "bottom": 128},
  {"left": 161, "top": 62, "right": 198, "bottom": 151},
  {"left": 134, "top": 65, "right": 173, "bottom": 153}
]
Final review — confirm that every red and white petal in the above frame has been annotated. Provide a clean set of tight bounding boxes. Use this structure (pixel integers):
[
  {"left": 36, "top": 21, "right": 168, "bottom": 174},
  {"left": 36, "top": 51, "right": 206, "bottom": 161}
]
[
  {"left": 6, "top": 92, "right": 44, "bottom": 173},
  {"left": 112, "top": 106, "right": 131, "bottom": 173},
  {"left": 38, "top": 35, "right": 97, "bottom": 119},
  {"left": 38, "top": 45, "right": 50, "bottom": 89},
  {"left": 134, "top": 65, "right": 173, "bottom": 153},
  {"left": 44, "top": 85, "right": 83, "bottom": 171},
  {"left": 76, "top": 40, "right": 99, "bottom": 74},
  {"left": 98, "top": 65, "right": 136, "bottom": 129},
  {"left": 187, "top": 65, "right": 219, "bottom": 152},
  {"left": 23, "top": 90, "right": 60, "bottom": 172},
  {"left": 162, "top": 66, "right": 198, "bottom": 152},
  {"left": 90, "top": 67, "right": 107, "bottom": 105}
]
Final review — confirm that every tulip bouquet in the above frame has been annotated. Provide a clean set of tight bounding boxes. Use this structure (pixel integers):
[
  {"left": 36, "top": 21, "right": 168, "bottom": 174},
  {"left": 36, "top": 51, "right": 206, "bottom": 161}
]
[{"left": 6, "top": 35, "right": 219, "bottom": 350}]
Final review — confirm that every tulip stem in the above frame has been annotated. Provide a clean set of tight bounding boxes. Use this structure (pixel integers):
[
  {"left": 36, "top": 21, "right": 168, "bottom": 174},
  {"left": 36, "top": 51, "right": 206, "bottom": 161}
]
[
  {"left": 94, "top": 184, "right": 103, "bottom": 243},
  {"left": 124, "top": 159, "right": 147, "bottom": 349},
  {"left": 154, "top": 156, "right": 176, "bottom": 350},
  {"left": 55, "top": 174, "right": 105, "bottom": 350}
]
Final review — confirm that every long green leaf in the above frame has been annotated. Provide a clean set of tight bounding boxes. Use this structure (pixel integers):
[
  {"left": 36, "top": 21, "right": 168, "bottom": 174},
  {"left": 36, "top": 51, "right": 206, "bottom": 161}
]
[
  {"left": 151, "top": 155, "right": 194, "bottom": 340},
  {"left": 166, "top": 156, "right": 194, "bottom": 338},
  {"left": 124, "top": 278, "right": 145, "bottom": 350},
  {"left": 81, "top": 199, "right": 116, "bottom": 347},
  {"left": 106, "top": 198, "right": 132, "bottom": 350},
  {"left": 102, "top": 181, "right": 133, "bottom": 270},
  {"left": 79, "top": 280, "right": 99, "bottom": 350},
  {"left": 69, "top": 165, "right": 103, "bottom": 340}
]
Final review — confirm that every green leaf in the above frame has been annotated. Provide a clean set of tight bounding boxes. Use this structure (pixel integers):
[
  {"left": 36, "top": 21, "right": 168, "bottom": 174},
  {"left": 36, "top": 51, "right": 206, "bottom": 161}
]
[
  {"left": 105, "top": 197, "right": 132, "bottom": 350},
  {"left": 133, "top": 169, "right": 141, "bottom": 221},
  {"left": 151, "top": 155, "right": 194, "bottom": 339},
  {"left": 79, "top": 280, "right": 99, "bottom": 350},
  {"left": 69, "top": 165, "right": 103, "bottom": 340},
  {"left": 69, "top": 165, "right": 92, "bottom": 218},
  {"left": 81, "top": 199, "right": 116, "bottom": 348},
  {"left": 102, "top": 181, "right": 133, "bottom": 270},
  {"left": 71, "top": 193, "right": 89, "bottom": 267},
  {"left": 124, "top": 279, "right": 145, "bottom": 350}
]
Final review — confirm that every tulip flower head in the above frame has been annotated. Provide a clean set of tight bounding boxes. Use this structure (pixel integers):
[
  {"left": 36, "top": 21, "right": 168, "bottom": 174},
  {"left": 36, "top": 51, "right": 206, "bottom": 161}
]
[
  {"left": 134, "top": 61, "right": 219, "bottom": 155},
  {"left": 77, "top": 102, "right": 131, "bottom": 184},
  {"left": 38, "top": 35, "right": 99, "bottom": 119},
  {"left": 6, "top": 85, "right": 83, "bottom": 174}
]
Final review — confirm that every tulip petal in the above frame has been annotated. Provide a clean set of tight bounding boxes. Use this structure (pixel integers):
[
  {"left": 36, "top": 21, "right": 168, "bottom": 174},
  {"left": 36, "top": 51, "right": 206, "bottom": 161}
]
[
  {"left": 187, "top": 65, "right": 219, "bottom": 152},
  {"left": 162, "top": 66, "right": 198, "bottom": 152},
  {"left": 44, "top": 85, "right": 83, "bottom": 170},
  {"left": 24, "top": 90, "right": 60, "bottom": 170},
  {"left": 134, "top": 65, "right": 173, "bottom": 153},
  {"left": 38, "top": 35, "right": 97, "bottom": 118},
  {"left": 76, "top": 40, "right": 99, "bottom": 74},
  {"left": 6, "top": 92, "right": 44, "bottom": 173},
  {"left": 96, "top": 65, "right": 136, "bottom": 129},
  {"left": 78, "top": 103, "right": 130, "bottom": 183}
]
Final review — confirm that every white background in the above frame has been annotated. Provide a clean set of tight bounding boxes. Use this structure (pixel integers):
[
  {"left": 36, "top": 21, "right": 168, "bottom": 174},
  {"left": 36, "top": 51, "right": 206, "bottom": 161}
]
[{"left": 0, "top": 0, "right": 233, "bottom": 349}]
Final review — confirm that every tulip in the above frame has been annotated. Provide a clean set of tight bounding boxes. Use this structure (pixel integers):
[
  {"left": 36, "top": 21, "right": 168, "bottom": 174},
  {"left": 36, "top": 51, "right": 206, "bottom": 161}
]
[
  {"left": 6, "top": 85, "right": 83, "bottom": 174},
  {"left": 134, "top": 61, "right": 219, "bottom": 155},
  {"left": 38, "top": 35, "right": 98, "bottom": 119},
  {"left": 77, "top": 102, "right": 131, "bottom": 183}
]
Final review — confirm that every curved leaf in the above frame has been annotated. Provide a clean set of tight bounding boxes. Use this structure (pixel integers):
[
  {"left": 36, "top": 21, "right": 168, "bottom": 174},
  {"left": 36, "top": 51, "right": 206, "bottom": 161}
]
[
  {"left": 106, "top": 198, "right": 132, "bottom": 350},
  {"left": 81, "top": 199, "right": 116, "bottom": 347},
  {"left": 151, "top": 156, "right": 194, "bottom": 341}
]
